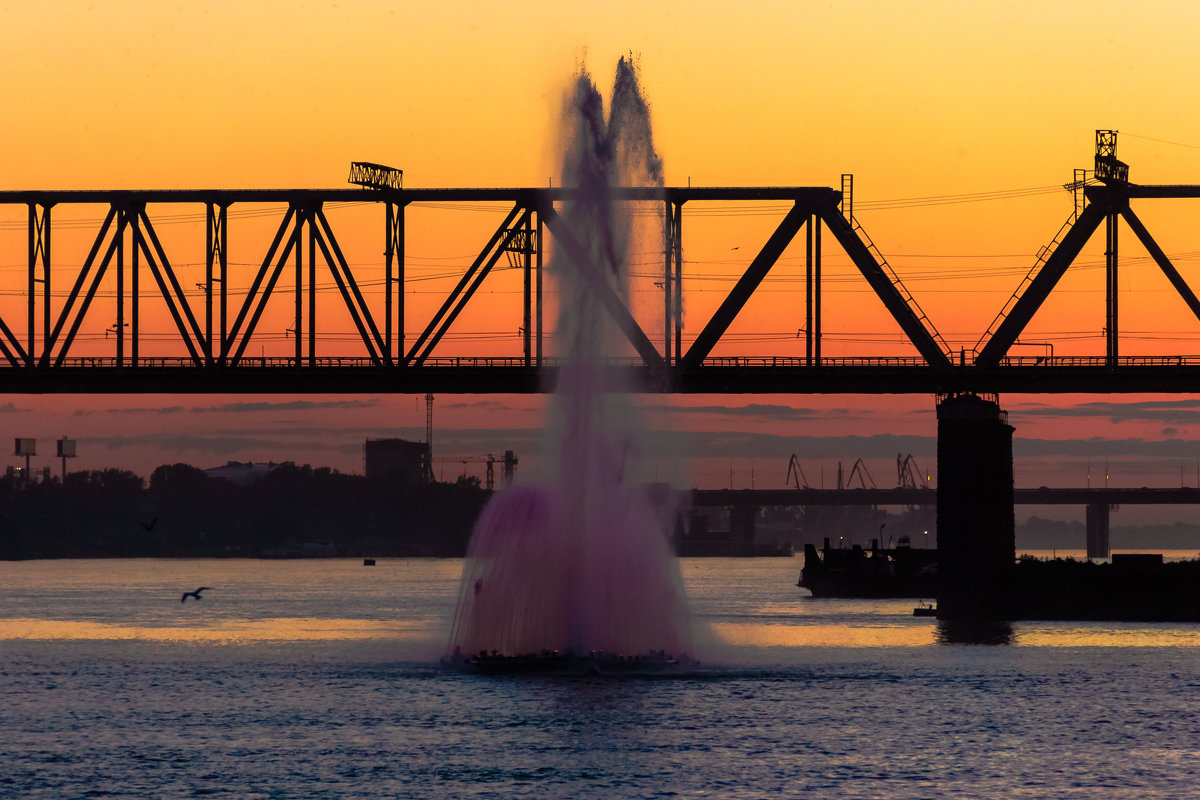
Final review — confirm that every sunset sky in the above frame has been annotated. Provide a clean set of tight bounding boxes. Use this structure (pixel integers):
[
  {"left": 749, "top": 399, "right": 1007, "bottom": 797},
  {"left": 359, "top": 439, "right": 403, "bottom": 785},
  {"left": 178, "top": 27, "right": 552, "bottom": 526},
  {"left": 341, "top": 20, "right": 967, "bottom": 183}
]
[{"left": 3, "top": 1, "right": 1200, "bottom": 518}]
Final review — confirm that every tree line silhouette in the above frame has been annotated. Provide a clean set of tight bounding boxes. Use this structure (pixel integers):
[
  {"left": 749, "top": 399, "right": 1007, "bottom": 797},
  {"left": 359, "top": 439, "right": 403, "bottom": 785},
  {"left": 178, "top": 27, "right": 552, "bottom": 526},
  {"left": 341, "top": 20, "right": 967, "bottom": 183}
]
[{"left": 0, "top": 464, "right": 489, "bottom": 560}]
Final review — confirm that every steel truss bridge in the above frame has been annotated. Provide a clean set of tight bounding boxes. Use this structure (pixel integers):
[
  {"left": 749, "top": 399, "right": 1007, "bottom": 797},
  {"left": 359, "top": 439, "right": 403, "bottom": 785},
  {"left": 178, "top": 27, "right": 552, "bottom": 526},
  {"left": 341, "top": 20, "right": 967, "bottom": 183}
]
[{"left": 4, "top": 132, "right": 1200, "bottom": 394}]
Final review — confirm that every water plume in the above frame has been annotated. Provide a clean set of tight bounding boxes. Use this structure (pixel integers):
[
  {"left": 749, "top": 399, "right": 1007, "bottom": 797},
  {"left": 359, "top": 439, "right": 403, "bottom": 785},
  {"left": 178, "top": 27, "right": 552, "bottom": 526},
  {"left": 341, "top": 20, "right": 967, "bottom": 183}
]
[{"left": 447, "top": 57, "right": 693, "bottom": 660}]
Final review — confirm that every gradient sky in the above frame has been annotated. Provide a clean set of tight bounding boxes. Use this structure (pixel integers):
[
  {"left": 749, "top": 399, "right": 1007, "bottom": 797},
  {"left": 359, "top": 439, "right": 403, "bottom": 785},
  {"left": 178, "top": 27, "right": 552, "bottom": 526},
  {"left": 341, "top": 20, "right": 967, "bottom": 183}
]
[{"left": 3, "top": 0, "right": 1200, "bottom": 520}]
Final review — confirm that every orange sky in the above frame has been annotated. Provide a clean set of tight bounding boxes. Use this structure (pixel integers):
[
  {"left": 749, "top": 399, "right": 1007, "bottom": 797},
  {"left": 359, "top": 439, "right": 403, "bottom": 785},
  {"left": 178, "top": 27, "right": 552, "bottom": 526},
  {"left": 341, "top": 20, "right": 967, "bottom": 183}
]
[{"left": 2, "top": 1, "right": 1200, "bottom": 508}]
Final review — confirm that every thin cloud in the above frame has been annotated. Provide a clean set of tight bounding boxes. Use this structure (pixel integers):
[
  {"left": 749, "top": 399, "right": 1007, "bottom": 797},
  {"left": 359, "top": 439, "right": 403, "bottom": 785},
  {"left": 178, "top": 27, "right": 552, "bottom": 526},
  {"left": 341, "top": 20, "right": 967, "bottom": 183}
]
[
  {"left": 642, "top": 403, "right": 826, "bottom": 421},
  {"left": 1014, "top": 436, "right": 1200, "bottom": 458},
  {"left": 193, "top": 399, "right": 381, "bottom": 414},
  {"left": 106, "top": 406, "right": 186, "bottom": 415},
  {"left": 1019, "top": 399, "right": 1200, "bottom": 424},
  {"left": 441, "top": 400, "right": 525, "bottom": 412}
]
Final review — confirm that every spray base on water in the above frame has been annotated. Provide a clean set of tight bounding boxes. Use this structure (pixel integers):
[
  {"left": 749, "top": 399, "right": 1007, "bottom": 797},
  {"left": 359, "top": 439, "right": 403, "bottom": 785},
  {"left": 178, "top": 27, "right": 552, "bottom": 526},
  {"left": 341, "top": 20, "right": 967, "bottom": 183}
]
[{"left": 445, "top": 57, "right": 695, "bottom": 668}]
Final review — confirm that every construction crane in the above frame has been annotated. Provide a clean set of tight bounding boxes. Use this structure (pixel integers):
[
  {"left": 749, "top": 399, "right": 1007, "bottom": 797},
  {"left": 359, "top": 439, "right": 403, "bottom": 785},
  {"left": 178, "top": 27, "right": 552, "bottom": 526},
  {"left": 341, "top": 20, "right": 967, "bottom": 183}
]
[
  {"left": 432, "top": 451, "right": 518, "bottom": 490},
  {"left": 842, "top": 458, "right": 876, "bottom": 490},
  {"left": 896, "top": 453, "right": 931, "bottom": 489},
  {"left": 785, "top": 454, "right": 811, "bottom": 489}
]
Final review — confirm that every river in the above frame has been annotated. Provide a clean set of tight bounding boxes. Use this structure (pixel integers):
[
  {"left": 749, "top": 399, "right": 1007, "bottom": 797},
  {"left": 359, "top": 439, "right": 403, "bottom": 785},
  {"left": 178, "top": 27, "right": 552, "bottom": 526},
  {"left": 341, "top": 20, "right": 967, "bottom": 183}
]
[{"left": 3, "top": 557, "right": 1199, "bottom": 798}]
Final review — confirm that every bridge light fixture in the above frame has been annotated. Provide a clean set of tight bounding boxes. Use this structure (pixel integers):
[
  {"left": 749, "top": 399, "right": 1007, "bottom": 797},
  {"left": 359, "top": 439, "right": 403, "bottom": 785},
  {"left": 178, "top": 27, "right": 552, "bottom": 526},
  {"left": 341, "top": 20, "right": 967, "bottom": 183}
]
[{"left": 348, "top": 162, "right": 403, "bottom": 190}]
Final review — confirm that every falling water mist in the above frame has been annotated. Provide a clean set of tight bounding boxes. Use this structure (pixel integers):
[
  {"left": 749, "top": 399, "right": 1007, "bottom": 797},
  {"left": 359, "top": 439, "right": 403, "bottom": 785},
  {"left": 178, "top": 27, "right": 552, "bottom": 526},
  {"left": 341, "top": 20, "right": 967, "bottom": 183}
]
[{"left": 447, "top": 58, "right": 693, "bottom": 659}]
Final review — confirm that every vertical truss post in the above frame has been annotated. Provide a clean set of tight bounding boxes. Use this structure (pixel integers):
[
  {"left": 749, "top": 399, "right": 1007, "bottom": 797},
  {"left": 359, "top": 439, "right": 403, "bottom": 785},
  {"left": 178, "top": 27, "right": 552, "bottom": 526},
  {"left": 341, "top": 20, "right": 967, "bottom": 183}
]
[
  {"left": 27, "top": 202, "right": 52, "bottom": 367},
  {"left": 663, "top": 199, "right": 673, "bottom": 364},
  {"left": 27, "top": 207, "right": 35, "bottom": 364},
  {"left": 294, "top": 206, "right": 305, "bottom": 364},
  {"left": 805, "top": 214, "right": 813, "bottom": 364},
  {"left": 806, "top": 212, "right": 824, "bottom": 366},
  {"left": 672, "top": 201, "right": 683, "bottom": 364},
  {"left": 206, "top": 202, "right": 228, "bottom": 366},
  {"left": 1106, "top": 207, "right": 1119, "bottom": 367},
  {"left": 815, "top": 214, "right": 822, "bottom": 364},
  {"left": 130, "top": 205, "right": 140, "bottom": 365},
  {"left": 384, "top": 201, "right": 405, "bottom": 365},
  {"left": 116, "top": 206, "right": 127, "bottom": 365},
  {"left": 841, "top": 174, "right": 853, "bottom": 223},
  {"left": 522, "top": 213, "right": 533, "bottom": 366},
  {"left": 308, "top": 205, "right": 317, "bottom": 365},
  {"left": 536, "top": 212, "right": 544, "bottom": 366}
]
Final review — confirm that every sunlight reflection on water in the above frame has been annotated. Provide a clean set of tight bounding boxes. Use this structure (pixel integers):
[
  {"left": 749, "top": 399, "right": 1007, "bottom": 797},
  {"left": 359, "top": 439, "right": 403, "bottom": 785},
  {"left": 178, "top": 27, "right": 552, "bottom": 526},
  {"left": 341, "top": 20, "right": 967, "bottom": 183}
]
[
  {"left": 0, "top": 617, "right": 425, "bottom": 642},
  {"left": 6, "top": 557, "right": 1200, "bottom": 799}
]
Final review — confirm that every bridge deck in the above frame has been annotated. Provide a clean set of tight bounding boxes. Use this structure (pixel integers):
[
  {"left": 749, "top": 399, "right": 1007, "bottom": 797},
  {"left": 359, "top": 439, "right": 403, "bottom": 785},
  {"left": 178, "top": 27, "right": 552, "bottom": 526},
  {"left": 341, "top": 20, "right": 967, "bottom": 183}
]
[{"left": 4, "top": 358, "right": 1200, "bottom": 393}]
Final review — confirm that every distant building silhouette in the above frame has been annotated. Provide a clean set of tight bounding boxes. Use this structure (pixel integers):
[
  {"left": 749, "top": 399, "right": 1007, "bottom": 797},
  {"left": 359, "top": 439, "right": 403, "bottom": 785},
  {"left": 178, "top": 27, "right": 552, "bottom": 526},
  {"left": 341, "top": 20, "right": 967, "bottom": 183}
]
[{"left": 364, "top": 438, "right": 430, "bottom": 486}]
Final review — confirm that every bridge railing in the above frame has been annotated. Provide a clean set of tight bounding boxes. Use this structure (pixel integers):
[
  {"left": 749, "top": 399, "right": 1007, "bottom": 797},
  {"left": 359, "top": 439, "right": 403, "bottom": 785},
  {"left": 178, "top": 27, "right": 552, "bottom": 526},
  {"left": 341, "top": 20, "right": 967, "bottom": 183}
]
[
  {"left": 700, "top": 356, "right": 931, "bottom": 368},
  {"left": 997, "top": 355, "right": 1200, "bottom": 367},
  {"left": 6, "top": 354, "right": 1200, "bottom": 369}
]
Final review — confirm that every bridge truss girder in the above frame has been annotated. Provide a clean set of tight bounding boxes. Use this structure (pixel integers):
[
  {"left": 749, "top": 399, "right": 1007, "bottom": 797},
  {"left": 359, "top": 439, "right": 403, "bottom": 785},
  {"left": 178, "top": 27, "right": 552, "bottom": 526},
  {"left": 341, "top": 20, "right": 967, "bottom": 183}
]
[
  {"left": 975, "top": 183, "right": 1200, "bottom": 368},
  {"left": 0, "top": 186, "right": 953, "bottom": 385}
]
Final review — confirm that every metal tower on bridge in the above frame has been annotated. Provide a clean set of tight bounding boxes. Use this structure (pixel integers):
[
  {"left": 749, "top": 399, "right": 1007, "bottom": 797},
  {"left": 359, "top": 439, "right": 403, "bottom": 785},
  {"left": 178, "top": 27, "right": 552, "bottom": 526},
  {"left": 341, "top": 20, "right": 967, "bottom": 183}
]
[{"left": 975, "top": 130, "right": 1200, "bottom": 369}]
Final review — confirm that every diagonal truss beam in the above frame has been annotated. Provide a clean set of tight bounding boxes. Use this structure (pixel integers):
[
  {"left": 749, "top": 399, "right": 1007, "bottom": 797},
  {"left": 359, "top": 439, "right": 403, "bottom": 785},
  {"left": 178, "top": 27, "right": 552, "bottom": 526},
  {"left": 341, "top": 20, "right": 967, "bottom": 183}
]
[
  {"left": 409, "top": 208, "right": 531, "bottom": 367},
  {"left": 28, "top": 202, "right": 51, "bottom": 363},
  {"left": 312, "top": 207, "right": 385, "bottom": 365},
  {"left": 538, "top": 201, "right": 665, "bottom": 372},
  {"left": 136, "top": 207, "right": 207, "bottom": 364},
  {"left": 46, "top": 207, "right": 123, "bottom": 367},
  {"left": 226, "top": 205, "right": 301, "bottom": 365},
  {"left": 405, "top": 205, "right": 523, "bottom": 366},
  {"left": 682, "top": 203, "right": 808, "bottom": 368},
  {"left": 819, "top": 209, "right": 952, "bottom": 368},
  {"left": 40, "top": 207, "right": 116, "bottom": 366},
  {"left": 975, "top": 203, "right": 1107, "bottom": 367},
  {"left": 1120, "top": 206, "right": 1200, "bottom": 324}
]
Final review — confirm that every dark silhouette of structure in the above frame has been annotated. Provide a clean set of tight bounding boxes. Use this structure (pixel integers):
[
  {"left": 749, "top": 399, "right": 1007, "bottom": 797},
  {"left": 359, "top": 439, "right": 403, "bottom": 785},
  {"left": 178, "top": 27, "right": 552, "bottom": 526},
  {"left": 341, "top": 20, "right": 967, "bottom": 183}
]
[
  {"left": 364, "top": 438, "right": 430, "bottom": 487},
  {"left": 935, "top": 393, "right": 1015, "bottom": 619},
  {"left": 0, "top": 132, "right": 1193, "bottom": 394}
]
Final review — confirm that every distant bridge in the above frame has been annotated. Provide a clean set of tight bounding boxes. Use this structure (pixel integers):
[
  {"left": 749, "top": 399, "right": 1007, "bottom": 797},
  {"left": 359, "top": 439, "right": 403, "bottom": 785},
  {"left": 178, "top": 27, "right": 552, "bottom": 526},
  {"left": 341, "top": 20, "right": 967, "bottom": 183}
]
[
  {"left": 4, "top": 132, "right": 1199, "bottom": 394},
  {"left": 690, "top": 487, "right": 1200, "bottom": 507},
  {"left": 689, "top": 485, "right": 1200, "bottom": 559}
]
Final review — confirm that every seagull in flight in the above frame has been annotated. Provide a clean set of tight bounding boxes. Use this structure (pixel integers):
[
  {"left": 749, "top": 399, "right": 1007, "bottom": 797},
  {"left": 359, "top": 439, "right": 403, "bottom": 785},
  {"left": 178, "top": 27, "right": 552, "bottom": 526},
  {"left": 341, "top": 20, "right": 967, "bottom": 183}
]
[{"left": 181, "top": 587, "right": 212, "bottom": 603}]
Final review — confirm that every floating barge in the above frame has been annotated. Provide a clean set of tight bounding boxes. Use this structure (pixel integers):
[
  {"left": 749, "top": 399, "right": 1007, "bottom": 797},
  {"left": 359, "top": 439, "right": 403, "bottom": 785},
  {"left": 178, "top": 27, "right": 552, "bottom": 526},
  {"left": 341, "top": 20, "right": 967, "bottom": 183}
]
[{"left": 799, "top": 536, "right": 937, "bottom": 598}]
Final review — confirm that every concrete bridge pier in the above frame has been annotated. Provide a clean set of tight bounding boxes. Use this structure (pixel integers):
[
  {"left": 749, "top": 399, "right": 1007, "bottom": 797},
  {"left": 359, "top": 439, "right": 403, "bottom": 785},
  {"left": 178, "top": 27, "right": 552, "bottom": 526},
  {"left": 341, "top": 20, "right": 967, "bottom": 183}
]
[
  {"left": 1086, "top": 502, "right": 1111, "bottom": 559},
  {"left": 936, "top": 393, "right": 1015, "bottom": 619},
  {"left": 730, "top": 504, "right": 758, "bottom": 546}
]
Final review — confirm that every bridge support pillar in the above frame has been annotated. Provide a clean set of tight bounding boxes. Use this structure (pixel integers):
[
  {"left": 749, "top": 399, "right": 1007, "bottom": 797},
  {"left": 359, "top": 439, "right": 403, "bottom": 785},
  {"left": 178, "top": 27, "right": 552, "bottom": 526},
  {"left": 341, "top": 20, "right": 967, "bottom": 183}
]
[
  {"left": 1086, "top": 502, "right": 1111, "bottom": 560},
  {"left": 730, "top": 504, "right": 757, "bottom": 547},
  {"left": 936, "top": 393, "right": 1015, "bottom": 619}
]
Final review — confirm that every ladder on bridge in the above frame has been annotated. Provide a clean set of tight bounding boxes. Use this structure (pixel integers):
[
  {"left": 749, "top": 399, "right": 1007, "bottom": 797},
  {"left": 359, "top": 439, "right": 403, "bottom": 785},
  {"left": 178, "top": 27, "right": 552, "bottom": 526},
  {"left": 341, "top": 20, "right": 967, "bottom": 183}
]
[
  {"left": 848, "top": 215, "right": 951, "bottom": 361},
  {"left": 835, "top": 174, "right": 952, "bottom": 364},
  {"left": 830, "top": 209, "right": 950, "bottom": 367}
]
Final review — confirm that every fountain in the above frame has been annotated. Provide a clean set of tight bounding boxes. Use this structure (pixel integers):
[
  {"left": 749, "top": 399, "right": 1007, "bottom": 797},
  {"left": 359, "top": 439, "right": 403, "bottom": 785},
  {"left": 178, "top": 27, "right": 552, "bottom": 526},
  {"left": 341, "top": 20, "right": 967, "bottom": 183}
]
[{"left": 446, "top": 58, "right": 694, "bottom": 672}]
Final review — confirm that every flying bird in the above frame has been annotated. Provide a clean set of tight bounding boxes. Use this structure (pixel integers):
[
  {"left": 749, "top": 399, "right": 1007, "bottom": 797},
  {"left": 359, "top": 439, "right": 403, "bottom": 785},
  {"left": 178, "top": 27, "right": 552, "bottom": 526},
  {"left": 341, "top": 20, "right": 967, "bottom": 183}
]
[{"left": 180, "top": 586, "right": 212, "bottom": 603}]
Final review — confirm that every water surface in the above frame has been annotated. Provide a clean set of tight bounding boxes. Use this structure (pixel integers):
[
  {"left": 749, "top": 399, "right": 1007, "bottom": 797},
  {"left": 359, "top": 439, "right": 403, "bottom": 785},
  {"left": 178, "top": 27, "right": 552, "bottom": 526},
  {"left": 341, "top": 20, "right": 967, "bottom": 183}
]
[{"left": 3, "top": 558, "right": 1199, "bottom": 798}]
